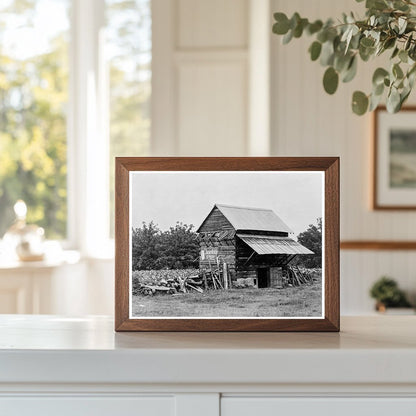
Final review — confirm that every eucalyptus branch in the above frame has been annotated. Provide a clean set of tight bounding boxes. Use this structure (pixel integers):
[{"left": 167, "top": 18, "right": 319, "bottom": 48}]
[{"left": 272, "top": 0, "right": 416, "bottom": 115}]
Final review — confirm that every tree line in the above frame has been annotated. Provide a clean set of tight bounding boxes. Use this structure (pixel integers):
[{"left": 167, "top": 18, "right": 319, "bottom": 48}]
[
  {"left": 295, "top": 217, "right": 322, "bottom": 268},
  {"left": 131, "top": 218, "right": 322, "bottom": 271},
  {"left": 131, "top": 222, "right": 199, "bottom": 271}
]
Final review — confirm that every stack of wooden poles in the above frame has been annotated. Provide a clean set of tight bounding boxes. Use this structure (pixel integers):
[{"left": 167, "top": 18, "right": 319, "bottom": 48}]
[{"left": 286, "top": 266, "right": 314, "bottom": 286}]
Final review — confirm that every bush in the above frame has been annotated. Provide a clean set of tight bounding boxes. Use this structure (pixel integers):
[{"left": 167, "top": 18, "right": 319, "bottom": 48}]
[
  {"left": 369, "top": 276, "right": 411, "bottom": 308},
  {"left": 295, "top": 218, "right": 322, "bottom": 268},
  {"left": 132, "top": 222, "right": 199, "bottom": 271}
]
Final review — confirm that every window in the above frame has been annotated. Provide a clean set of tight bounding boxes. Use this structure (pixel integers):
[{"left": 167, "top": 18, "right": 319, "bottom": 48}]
[
  {"left": 0, "top": 0, "right": 151, "bottom": 251},
  {"left": 106, "top": 0, "right": 151, "bottom": 237},
  {"left": 0, "top": 0, "right": 70, "bottom": 239}
]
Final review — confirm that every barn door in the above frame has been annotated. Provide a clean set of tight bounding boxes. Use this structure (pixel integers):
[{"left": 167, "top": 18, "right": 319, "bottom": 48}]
[
  {"left": 270, "top": 267, "right": 283, "bottom": 288},
  {"left": 257, "top": 268, "right": 270, "bottom": 288}
]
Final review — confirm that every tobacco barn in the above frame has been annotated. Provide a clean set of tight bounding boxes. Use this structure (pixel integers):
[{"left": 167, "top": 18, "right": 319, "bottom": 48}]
[{"left": 196, "top": 204, "right": 314, "bottom": 288}]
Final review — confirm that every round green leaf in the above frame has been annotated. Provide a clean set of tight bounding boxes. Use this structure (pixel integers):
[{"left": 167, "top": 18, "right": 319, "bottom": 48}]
[
  {"left": 372, "top": 68, "right": 389, "bottom": 86},
  {"left": 273, "top": 13, "right": 290, "bottom": 35},
  {"left": 399, "top": 50, "right": 408, "bottom": 63},
  {"left": 282, "top": 29, "right": 293, "bottom": 45},
  {"left": 408, "top": 64, "right": 416, "bottom": 81},
  {"left": 342, "top": 56, "right": 357, "bottom": 83},
  {"left": 409, "top": 45, "right": 416, "bottom": 61},
  {"left": 293, "top": 18, "right": 308, "bottom": 38},
  {"left": 393, "top": 63, "right": 404, "bottom": 79},
  {"left": 369, "top": 92, "right": 383, "bottom": 112},
  {"left": 290, "top": 12, "right": 301, "bottom": 29},
  {"left": 408, "top": 70, "right": 416, "bottom": 89},
  {"left": 384, "top": 37, "right": 396, "bottom": 50},
  {"left": 309, "top": 41, "right": 322, "bottom": 61},
  {"left": 359, "top": 44, "right": 374, "bottom": 62},
  {"left": 334, "top": 52, "right": 350, "bottom": 72},
  {"left": 367, "top": 0, "right": 388, "bottom": 11},
  {"left": 393, "top": 0, "right": 409, "bottom": 11},
  {"left": 373, "top": 82, "right": 384, "bottom": 96},
  {"left": 352, "top": 91, "right": 369, "bottom": 115},
  {"left": 391, "top": 47, "right": 399, "bottom": 59},
  {"left": 317, "top": 30, "right": 328, "bottom": 43},
  {"left": 320, "top": 41, "right": 335, "bottom": 66},
  {"left": 360, "top": 37, "right": 375, "bottom": 48},
  {"left": 307, "top": 20, "right": 323, "bottom": 35},
  {"left": 387, "top": 88, "right": 401, "bottom": 113},
  {"left": 323, "top": 67, "right": 339, "bottom": 95},
  {"left": 401, "top": 87, "right": 411, "bottom": 106},
  {"left": 405, "top": 34, "right": 413, "bottom": 51}
]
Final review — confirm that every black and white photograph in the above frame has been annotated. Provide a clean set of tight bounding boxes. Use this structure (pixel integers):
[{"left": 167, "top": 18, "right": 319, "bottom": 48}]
[{"left": 129, "top": 171, "right": 324, "bottom": 319}]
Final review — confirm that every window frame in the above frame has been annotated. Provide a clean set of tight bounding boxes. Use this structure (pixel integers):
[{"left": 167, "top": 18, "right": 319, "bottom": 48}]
[
  {"left": 0, "top": 0, "right": 153, "bottom": 258},
  {"left": 67, "top": 0, "right": 111, "bottom": 257}
]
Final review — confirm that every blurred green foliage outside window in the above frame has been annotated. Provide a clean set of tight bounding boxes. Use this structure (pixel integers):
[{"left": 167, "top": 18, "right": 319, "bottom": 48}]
[
  {"left": 0, "top": 0, "right": 69, "bottom": 238},
  {"left": 0, "top": 0, "right": 151, "bottom": 240}
]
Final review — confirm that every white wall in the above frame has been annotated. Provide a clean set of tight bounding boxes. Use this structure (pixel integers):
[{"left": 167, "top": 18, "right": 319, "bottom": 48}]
[
  {"left": 152, "top": 0, "right": 253, "bottom": 156},
  {"left": 86, "top": 0, "right": 416, "bottom": 316},
  {"left": 271, "top": 0, "right": 416, "bottom": 313}
]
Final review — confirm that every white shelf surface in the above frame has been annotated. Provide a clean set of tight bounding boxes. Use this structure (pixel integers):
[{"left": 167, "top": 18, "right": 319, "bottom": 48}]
[{"left": 0, "top": 315, "right": 415, "bottom": 386}]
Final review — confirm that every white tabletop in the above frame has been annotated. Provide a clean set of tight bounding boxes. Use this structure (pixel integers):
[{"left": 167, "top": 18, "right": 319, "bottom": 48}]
[
  {"left": 0, "top": 314, "right": 415, "bottom": 349},
  {"left": 0, "top": 315, "right": 415, "bottom": 385}
]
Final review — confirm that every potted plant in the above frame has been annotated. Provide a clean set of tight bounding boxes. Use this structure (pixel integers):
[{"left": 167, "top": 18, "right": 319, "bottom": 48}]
[
  {"left": 272, "top": 0, "right": 416, "bottom": 115},
  {"left": 369, "top": 276, "right": 413, "bottom": 312}
]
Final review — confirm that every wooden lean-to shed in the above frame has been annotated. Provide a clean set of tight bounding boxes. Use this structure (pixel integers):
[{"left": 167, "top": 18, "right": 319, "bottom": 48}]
[{"left": 196, "top": 204, "right": 314, "bottom": 288}]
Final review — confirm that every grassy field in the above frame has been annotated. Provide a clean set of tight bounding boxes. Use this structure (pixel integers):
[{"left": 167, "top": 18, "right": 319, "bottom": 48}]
[{"left": 132, "top": 275, "right": 322, "bottom": 318}]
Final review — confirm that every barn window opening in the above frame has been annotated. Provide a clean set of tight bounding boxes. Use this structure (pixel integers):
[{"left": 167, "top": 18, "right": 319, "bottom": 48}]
[{"left": 257, "top": 268, "right": 270, "bottom": 288}]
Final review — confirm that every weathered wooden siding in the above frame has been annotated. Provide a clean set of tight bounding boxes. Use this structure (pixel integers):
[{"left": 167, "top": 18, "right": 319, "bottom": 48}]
[
  {"left": 198, "top": 207, "right": 234, "bottom": 233},
  {"left": 270, "top": 267, "right": 284, "bottom": 288},
  {"left": 199, "top": 232, "right": 236, "bottom": 280},
  {"left": 235, "top": 269, "right": 257, "bottom": 281}
]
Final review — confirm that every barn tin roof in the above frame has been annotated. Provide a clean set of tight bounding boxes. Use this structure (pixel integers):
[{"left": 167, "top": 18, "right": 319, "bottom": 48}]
[
  {"left": 237, "top": 234, "right": 314, "bottom": 255},
  {"left": 215, "top": 204, "right": 293, "bottom": 233}
]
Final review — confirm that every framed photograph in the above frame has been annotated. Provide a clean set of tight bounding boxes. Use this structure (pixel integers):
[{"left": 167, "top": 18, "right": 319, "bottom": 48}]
[
  {"left": 115, "top": 157, "right": 339, "bottom": 332},
  {"left": 374, "top": 106, "right": 416, "bottom": 209}
]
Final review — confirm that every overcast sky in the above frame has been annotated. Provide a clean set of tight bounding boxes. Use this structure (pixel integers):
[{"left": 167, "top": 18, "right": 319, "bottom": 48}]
[{"left": 131, "top": 171, "right": 323, "bottom": 237}]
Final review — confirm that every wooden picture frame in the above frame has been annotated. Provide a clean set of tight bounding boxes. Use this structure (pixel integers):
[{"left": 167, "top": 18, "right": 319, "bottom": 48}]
[
  {"left": 115, "top": 157, "right": 339, "bottom": 332},
  {"left": 373, "top": 106, "right": 416, "bottom": 210}
]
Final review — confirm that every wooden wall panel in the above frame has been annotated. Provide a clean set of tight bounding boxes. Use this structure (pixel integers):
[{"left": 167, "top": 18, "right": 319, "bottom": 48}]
[
  {"left": 341, "top": 251, "right": 416, "bottom": 314},
  {"left": 152, "top": 0, "right": 249, "bottom": 156},
  {"left": 177, "top": 61, "right": 247, "bottom": 156},
  {"left": 177, "top": 0, "right": 248, "bottom": 49}
]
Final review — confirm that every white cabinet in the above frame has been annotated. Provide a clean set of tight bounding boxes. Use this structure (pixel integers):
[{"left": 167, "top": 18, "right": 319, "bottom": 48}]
[
  {"left": 0, "top": 316, "right": 416, "bottom": 416},
  {"left": 221, "top": 398, "right": 416, "bottom": 416},
  {"left": 1, "top": 397, "right": 175, "bottom": 416},
  {"left": 3, "top": 395, "right": 416, "bottom": 416}
]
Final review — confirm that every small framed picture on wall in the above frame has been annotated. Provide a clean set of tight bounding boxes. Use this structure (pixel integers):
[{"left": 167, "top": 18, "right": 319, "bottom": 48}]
[{"left": 374, "top": 106, "right": 416, "bottom": 209}]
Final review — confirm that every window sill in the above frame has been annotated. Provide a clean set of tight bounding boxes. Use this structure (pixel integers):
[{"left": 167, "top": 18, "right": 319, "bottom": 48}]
[{"left": 0, "top": 250, "right": 81, "bottom": 271}]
